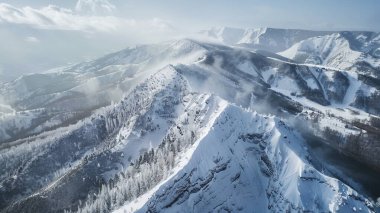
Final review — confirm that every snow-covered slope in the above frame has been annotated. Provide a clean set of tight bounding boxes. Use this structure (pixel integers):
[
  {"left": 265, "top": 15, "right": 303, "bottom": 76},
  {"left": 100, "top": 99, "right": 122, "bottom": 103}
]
[
  {"left": 130, "top": 106, "right": 373, "bottom": 213},
  {"left": 279, "top": 33, "right": 360, "bottom": 68},
  {"left": 200, "top": 27, "right": 332, "bottom": 52},
  {"left": 279, "top": 32, "right": 380, "bottom": 75},
  {"left": 1, "top": 36, "right": 380, "bottom": 213},
  {"left": 0, "top": 39, "right": 207, "bottom": 142}
]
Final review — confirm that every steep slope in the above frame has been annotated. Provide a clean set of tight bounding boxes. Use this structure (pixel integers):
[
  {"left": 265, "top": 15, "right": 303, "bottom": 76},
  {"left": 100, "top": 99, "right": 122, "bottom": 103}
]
[
  {"left": 279, "top": 32, "right": 380, "bottom": 76},
  {"left": 0, "top": 39, "right": 207, "bottom": 142},
  {"left": 278, "top": 31, "right": 380, "bottom": 126},
  {"left": 1, "top": 66, "right": 191, "bottom": 212},
  {"left": 131, "top": 106, "right": 373, "bottom": 212},
  {"left": 173, "top": 44, "right": 380, "bottom": 174}
]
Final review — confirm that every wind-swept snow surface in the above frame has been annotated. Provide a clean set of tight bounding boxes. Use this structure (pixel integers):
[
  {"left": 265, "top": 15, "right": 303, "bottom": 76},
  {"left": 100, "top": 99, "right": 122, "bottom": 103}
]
[{"left": 116, "top": 105, "right": 373, "bottom": 213}]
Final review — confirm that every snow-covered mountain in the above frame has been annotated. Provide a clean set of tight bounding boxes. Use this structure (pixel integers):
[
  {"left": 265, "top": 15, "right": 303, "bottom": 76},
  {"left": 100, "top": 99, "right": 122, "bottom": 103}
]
[
  {"left": 0, "top": 40, "right": 206, "bottom": 142},
  {"left": 279, "top": 31, "right": 380, "bottom": 76},
  {"left": 1, "top": 29, "right": 380, "bottom": 213},
  {"left": 199, "top": 27, "right": 332, "bottom": 52}
]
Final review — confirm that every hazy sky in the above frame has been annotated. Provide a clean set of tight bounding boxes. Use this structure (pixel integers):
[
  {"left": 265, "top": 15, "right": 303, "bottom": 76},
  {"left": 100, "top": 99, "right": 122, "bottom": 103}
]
[
  {"left": 0, "top": 0, "right": 379, "bottom": 82},
  {"left": 4, "top": 0, "right": 380, "bottom": 31}
]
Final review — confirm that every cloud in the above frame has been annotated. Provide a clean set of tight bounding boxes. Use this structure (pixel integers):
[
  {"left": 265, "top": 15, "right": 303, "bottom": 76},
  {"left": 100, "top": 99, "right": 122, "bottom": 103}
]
[
  {"left": 75, "top": 0, "right": 116, "bottom": 15},
  {"left": 0, "top": 2, "right": 181, "bottom": 37},
  {"left": 0, "top": 3, "right": 132, "bottom": 32},
  {"left": 25, "top": 36, "right": 40, "bottom": 43},
  {"left": 150, "top": 18, "right": 176, "bottom": 31}
]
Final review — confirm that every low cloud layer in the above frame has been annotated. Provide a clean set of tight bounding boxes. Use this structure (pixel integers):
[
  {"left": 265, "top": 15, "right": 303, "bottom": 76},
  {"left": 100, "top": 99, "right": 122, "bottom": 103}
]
[
  {"left": 0, "top": 3, "right": 131, "bottom": 32},
  {"left": 75, "top": 0, "right": 116, "bottom": 15},
  {"left": 0, "top": 2, "right": 177, "bottom": 34}
]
